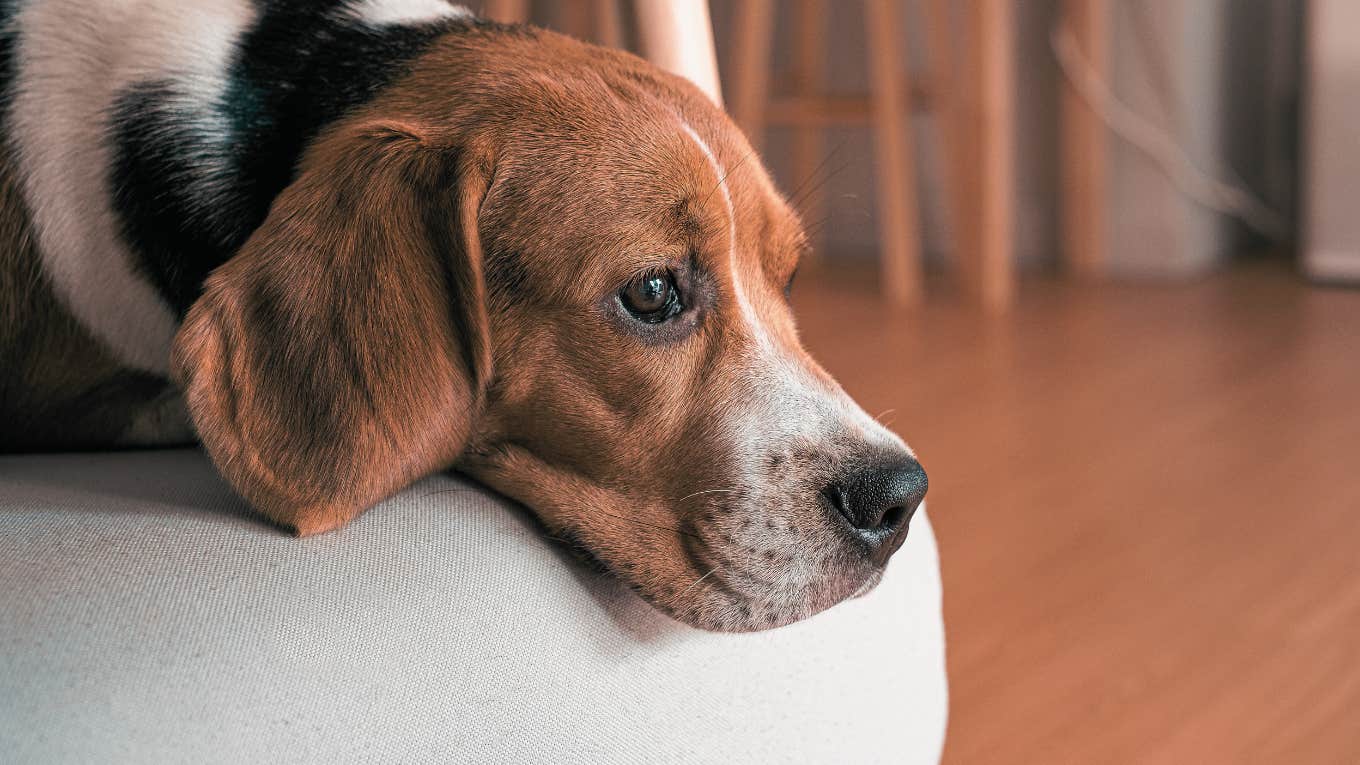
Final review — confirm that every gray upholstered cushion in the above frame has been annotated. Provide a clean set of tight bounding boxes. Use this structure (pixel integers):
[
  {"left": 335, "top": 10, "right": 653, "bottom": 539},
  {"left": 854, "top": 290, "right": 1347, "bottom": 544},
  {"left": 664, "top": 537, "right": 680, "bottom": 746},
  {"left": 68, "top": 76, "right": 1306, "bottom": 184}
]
[{"left": 0, "top": 450, "right": 946, "bottom": 763}]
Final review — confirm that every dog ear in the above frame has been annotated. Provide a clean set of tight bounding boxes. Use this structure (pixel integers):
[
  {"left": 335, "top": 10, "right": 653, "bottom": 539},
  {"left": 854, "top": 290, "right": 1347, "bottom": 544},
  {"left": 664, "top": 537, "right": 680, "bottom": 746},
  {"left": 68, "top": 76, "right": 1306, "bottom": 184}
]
[{"left": 173, "top": 121, "right": 493, "bottom": 535}]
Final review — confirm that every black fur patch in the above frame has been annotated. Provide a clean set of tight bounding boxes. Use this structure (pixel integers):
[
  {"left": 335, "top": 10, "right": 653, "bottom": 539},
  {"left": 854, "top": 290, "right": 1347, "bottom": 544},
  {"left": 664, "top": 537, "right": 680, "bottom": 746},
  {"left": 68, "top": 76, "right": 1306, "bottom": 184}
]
[
  {"left": 0, "top": 0, "right": 20, "bottom": 120},
  {"left": 108, "top": 1, "right": 498, "bottom": 314}
]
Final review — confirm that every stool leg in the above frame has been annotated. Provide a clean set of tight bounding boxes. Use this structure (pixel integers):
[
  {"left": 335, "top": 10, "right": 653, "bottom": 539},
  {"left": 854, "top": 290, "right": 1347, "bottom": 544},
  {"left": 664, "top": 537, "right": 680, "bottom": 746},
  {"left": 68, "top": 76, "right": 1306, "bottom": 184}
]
[
  {"left": 1059, "top": 0, "right": 1107, "bottom": 279},
  {"left": 865, "top": 0, "right": 923, "bottom": 307},
  {"left": 729, "top": 0, "right": 774, "bottom": 152},
  {"left": 634, "top": 0, "right": 725, "bottom": 107},
  {"left": 556, "top": 2, "right": 594, "bottom": 41},
  {"left": 972, "top": 0, "right": 1014, "bottom": 310},
  {"left": 594, "top": 0, "right": 625, "bottom": 49},
  {"left": 791, "top": 0, "right": 829, "bottom": 255},
  {"left": 482, "top": 0, "right": 528, "bottom": 23}
]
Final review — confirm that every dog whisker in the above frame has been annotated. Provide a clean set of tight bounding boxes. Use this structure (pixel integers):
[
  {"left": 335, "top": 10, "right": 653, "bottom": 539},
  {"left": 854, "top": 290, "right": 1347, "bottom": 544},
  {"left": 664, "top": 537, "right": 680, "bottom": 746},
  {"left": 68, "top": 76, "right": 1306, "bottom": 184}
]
[
  {"left": 592, "top": 508, "right": 703, "bottom": 541},
  {"left": 786, "top": 139, "right": 848, "bottom": 209},
  {"left": 800, "top": 213, "right": 837, "bottom": 239},
  {"left": 680, "top": 566, "right": 720, "bottom": 597},
  {"left": 676, "top": 488, "right": 739, "bottom": 504},
  {"left": 701, "top": 149, "right": 757, "bottom": 207},
  {"left": 788, "top": 158, "right": 850, "bottom": 214}
]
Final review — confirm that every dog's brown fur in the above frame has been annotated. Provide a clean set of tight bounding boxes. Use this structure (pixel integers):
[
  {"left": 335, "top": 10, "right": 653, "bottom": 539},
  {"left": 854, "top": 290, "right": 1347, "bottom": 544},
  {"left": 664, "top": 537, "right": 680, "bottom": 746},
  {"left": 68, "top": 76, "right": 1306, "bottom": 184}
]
[
  {"left": 174, "top": 118, "right": 493, "bottom": 535},
  {"left": 7, "top": 24, "right": 909, "bottom": 631},
  {"left": 177, "top": 27, "right": 802, "bottom": 538}
]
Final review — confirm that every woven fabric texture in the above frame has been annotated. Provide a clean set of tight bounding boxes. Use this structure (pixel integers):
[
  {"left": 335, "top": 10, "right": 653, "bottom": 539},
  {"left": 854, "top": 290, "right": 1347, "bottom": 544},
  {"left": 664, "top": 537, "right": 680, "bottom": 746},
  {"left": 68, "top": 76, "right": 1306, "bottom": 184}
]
[{"left": 0, "top": 449, "right": 946, "bottom": 763}]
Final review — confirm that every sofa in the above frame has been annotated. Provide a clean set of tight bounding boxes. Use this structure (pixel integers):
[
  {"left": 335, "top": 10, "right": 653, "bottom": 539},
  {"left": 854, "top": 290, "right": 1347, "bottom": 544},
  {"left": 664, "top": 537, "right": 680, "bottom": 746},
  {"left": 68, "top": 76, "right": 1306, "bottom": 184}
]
[{"left": 0, "top": 449, "right": 947, "bottom": 763}]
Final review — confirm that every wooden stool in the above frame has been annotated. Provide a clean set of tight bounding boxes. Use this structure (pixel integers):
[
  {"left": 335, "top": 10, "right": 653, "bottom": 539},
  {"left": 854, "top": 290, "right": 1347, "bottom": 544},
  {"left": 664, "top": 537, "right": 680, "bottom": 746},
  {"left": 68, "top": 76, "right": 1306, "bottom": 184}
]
[
  {"left": 479, "top": 0, "right": 724, "bottom": 107},
  {"left": 727, "top": 0, "right": 1014, "bottom": 311}
]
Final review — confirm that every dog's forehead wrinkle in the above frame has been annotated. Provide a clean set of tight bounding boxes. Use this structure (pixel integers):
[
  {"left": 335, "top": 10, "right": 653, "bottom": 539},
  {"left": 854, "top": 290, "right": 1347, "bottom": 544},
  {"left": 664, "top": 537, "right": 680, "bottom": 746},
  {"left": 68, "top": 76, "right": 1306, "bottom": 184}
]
[{"left": 676, "top": 120, "right": 777, "bottom": 352}]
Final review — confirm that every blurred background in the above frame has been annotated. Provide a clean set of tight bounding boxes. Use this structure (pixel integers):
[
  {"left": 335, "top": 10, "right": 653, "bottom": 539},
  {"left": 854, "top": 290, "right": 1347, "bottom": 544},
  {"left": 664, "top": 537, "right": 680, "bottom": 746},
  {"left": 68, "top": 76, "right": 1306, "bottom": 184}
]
[{"left": 483, "top": 2, "right": 1358, "bottom": 761}]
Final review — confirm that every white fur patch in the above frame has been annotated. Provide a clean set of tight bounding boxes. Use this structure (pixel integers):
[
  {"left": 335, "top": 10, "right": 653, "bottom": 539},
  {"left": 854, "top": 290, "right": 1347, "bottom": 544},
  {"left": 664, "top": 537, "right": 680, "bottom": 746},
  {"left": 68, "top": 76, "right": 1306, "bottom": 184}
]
[
  {"left": 679, "top": 121, "right": 773, "bottom": 351},
  {"left": 336, "top": 0, "right": 470, "bottom": 26},
  {"left": 7, "top": 0, "right": 259, "bottom": 374},
  {"left": 678, "top": 120, "right": 906, "bottom": 452}
]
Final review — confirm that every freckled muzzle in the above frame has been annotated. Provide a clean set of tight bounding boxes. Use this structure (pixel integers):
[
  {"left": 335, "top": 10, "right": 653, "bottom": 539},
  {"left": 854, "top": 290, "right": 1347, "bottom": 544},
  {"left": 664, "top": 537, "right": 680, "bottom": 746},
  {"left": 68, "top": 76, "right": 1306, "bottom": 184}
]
[{"left": 653, "top": 450, "right": 927, "bottom": 632}]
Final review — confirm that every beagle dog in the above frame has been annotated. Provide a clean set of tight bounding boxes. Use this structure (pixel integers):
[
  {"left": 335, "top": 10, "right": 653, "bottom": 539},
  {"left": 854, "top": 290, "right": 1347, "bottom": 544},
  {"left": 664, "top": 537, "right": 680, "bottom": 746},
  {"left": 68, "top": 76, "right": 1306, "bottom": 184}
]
[{"left": 0, "top": 0, "right": 927, "bottom": 632}]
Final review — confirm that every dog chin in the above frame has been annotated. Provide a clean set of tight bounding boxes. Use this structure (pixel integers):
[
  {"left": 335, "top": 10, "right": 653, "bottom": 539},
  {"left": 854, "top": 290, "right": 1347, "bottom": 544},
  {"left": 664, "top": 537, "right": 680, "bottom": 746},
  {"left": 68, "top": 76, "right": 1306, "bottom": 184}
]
[
  {"left": 651, "top": 568, "right": 884, "bottom": 633},
  {"left": 550, "top": 527, "right": 883, "bottom": 632}
]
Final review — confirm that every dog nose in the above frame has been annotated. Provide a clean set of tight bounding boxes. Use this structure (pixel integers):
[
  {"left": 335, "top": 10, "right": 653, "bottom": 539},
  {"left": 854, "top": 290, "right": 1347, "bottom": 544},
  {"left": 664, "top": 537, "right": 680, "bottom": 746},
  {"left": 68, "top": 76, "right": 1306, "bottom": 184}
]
[{"left": 823, "top": 459, "right": 928, "bottom": 562}]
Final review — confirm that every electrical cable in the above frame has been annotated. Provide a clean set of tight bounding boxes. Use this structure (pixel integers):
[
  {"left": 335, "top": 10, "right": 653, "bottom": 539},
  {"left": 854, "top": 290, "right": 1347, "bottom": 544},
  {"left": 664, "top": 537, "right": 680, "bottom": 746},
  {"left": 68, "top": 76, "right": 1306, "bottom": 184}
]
[{"left": 1050, "top": 20, "right": 1287, "bottom": 240}]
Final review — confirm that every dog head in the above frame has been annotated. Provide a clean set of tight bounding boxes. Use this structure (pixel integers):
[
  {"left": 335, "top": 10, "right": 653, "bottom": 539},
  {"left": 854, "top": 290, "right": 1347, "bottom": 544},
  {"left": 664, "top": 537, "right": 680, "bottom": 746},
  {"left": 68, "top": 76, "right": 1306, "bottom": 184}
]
[{"left": 174, "top": 25, "right": 925, "bottom": 632}]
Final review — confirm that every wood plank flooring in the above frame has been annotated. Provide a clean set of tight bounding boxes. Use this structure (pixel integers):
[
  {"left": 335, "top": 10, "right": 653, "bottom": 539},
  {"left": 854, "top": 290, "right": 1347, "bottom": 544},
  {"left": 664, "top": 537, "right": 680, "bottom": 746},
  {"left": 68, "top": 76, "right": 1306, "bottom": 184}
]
[{"left": 793, "top": 261, "right": 1360, "bottom": 763}]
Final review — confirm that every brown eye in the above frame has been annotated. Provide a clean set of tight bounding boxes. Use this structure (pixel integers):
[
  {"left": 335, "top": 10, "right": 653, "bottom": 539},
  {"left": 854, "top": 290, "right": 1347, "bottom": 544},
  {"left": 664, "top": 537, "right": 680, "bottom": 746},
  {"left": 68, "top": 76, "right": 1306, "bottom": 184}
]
[{"left": 620, "top": 271, "right": 681, "bottom": 323}]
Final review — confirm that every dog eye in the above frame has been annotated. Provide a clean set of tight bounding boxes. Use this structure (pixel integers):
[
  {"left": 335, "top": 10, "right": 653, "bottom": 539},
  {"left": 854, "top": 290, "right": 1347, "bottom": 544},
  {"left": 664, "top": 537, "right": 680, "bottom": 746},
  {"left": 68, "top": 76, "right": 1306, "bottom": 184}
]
[
  {"left": 620, "top": 271, "right": 682, "bottom": 323},
  {"left": 784, "top": 267, "right": 798, "bottom": 299}
]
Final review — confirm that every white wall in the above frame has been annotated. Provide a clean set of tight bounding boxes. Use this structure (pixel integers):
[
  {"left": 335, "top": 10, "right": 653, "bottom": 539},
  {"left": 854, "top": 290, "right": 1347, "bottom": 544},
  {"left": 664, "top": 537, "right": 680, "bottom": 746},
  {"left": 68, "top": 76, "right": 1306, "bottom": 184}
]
[
  {"left": 1303, "top": 0, "right": 1360, "bottom": 281},
  {"left": 1104, "top": 0, "right": 1300, "bottom": 277}
]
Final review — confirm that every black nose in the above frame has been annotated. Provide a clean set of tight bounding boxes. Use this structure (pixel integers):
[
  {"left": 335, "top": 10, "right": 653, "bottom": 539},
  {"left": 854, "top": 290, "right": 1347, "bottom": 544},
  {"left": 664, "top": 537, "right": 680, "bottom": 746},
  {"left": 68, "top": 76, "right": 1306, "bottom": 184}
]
[{"left": 823, "top": 459, "right": 928, "bottom": 562}]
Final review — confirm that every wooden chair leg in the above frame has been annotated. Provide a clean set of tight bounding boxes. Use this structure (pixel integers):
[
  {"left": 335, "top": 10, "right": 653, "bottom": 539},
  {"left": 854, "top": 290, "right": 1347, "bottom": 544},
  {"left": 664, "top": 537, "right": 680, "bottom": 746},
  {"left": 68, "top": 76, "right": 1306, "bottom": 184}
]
[
  {"left": 1059, "top": 0, "right": 1108, "bottom": 279},
  {"left": 553, "top": 2, "right": 595, "bottom": 42},
  {"left": 973, "top": 0, "right": 1015, "bottom": 311},
  {"left": 634, "top": 0, "right": 724, "bottom": 107},
  {"left": 594, "top": 0, "right": 625, "bottom": 49},
  {"left": 791, "top": 0, "right": 829, "bottom": 255},
  {"left": 481, "top": 0, "right": 528, "bottom": 23},
  {"left": 865, "top": 0, "right": 923, "bottom": 307},
  {"left": 728, "top": 0, "right": 774, "bottom": 152},
  {"left": 953, "top": 1, "right": 1014, "bottom": 311}
]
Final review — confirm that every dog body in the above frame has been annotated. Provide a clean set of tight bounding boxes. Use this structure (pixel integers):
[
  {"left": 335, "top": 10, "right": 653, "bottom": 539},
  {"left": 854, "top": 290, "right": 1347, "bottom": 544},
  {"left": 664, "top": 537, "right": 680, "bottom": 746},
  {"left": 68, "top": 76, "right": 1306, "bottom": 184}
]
[
  {"left": 0, "top": 0, "right": 927, "bottom": 631},
  {"left": 1, "top": 0, "right": 474, "bottom": 445}
]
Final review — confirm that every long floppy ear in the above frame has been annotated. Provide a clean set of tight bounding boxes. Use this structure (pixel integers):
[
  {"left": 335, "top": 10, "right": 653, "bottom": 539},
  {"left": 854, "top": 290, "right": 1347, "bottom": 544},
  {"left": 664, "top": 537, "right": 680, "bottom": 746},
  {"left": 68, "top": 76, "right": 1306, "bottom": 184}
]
[{"left": 173, "top": 122, "right": 493, "bottom": 535}]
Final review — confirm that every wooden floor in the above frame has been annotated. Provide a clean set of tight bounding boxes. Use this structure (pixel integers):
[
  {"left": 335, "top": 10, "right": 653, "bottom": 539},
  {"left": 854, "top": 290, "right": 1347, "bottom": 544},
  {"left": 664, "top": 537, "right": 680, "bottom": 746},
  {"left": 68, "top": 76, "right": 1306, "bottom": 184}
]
[{"left": 793, "top": 261, "right": 1360, "bottom": 763}]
